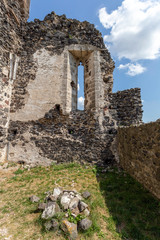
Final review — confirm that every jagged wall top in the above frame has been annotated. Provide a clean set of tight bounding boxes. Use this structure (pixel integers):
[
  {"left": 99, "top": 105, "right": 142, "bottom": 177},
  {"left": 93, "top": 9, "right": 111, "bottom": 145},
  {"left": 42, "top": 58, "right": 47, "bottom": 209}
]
[
  {"left": 18, "top": 0, "right": 30, "bottom": 20},
  {"left": 2, "top": 0, "right": 30, "bottom": 21}
]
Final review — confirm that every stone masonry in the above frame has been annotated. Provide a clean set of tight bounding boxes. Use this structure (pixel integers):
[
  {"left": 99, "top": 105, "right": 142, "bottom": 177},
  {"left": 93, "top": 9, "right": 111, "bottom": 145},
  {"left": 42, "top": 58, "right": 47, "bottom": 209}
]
[
  {"left": 118, "top": 120, "right": 160, "bottom": 199},
  {"left": 0, "top": 0, "right": 26, "bottom": 161},
  {"left": 0, "top": 1, "right": 143, "bottom": 167}
]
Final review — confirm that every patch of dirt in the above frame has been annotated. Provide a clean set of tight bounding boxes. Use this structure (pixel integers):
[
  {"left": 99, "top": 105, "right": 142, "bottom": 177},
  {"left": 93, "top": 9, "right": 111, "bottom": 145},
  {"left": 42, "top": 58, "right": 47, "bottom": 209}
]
[
  {"left": 0, "top": 162, "right": 19, "bottom": 181},
  {"left": 0, "top": 227, "right": 13, "bottom": 240}
]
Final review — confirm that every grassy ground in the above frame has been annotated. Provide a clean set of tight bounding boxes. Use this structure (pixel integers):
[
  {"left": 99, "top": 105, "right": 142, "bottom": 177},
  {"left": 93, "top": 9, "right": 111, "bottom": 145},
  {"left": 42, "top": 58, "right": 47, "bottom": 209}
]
[{"left": 0, "top": 162, "right": 160, "bottom": 240}]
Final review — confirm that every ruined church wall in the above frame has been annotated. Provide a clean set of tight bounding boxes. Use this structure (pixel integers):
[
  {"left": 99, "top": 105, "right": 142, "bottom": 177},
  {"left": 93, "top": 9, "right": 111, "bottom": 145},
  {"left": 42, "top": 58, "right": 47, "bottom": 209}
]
[
  {"left": 6, "top": 12, "right": 117, "bottom": 165},
  {"left": 118, "top": 121, "right": 160, "bottom": 199},
  {"left": 10, "top": 12, "right": 115, "bottom": 116}
]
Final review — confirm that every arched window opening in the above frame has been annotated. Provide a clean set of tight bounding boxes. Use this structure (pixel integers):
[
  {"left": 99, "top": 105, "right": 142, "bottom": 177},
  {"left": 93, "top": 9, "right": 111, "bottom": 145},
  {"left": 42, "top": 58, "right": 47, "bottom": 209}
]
[{"left": 77, "top": 63, "right": 84, "bottom": 110}]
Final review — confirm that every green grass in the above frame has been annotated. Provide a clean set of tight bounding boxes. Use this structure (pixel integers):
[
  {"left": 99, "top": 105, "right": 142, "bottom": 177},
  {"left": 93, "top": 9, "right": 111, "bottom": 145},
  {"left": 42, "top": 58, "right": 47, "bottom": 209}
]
[
  {"left": 0, "top": 163, "right": 159, "bottom": 240},
  {"left": 14, "top": 168, "right": 25, "bottom": 175},
  {"left": 97, "top": 168, "right": 160, "bottom": 240}
]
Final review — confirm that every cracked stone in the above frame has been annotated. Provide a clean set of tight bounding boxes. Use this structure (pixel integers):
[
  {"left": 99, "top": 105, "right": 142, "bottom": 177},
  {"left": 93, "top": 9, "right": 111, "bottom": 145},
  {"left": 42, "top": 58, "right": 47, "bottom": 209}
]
[{"left": 41, "top": 202, "right": 61, "bottom": 219}]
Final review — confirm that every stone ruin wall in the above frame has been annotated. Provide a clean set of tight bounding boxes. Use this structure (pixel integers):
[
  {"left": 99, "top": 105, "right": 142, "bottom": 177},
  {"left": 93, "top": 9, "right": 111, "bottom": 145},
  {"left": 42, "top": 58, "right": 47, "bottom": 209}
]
[
  {"left": 0, "top": 0, "right": 25, "bottom": 160},
  {"left": 7, "top": 12, "right": 117, "bottom": 166},
  {"left": 0, "top": 4, "right": 143, "bottom": 167},
  {"left": 118, "top": 121, "right": 160, "bottom": 200},
  {"left": 10, "top": 12, "right": 115, "bottom": 117}
]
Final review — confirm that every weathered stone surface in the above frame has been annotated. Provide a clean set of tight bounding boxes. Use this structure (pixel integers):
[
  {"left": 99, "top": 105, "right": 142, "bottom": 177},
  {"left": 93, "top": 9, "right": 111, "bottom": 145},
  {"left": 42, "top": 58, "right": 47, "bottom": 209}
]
[
  {"left": 46, "top": 187, "right": 63, "bottom": 202},
  {"left": 53, "top": 187, "right": 63, "bottom": 199},
  {"left": 60, "top": 193, "right": 72, "bottom": 210},
  {"left": 44, "top": 220, "right": 53, "bottom": 231},
  {"left": 109, "top": 88, "right": 143, "bottom": 126},
  {"left": 83, "top": 208, "right": 90, "bottom": 217},
  {"left": 41, "top": 202, "right": 61, "bottom": 219},
  {"left": 78, "top": 201, "right": 88, "bottom": 212},
  {"left": 118, "top": 121, "right": 160, "bottom": 200},
  {"left": 79, "top": 218, "right": 92, "bottom": 231},
  {"left": 47, "top": 195, "right": 57, "bottom": 202},
  {"left": 52, "top": 219, "right": 59, "bottom": 231},
  {"left": 38, "top": 203, "right": 46, "bottom": 211},
  {"left": 71, "top": 207, "right": 80, "bottom": 217},
  {"left": 75, "top": 193, "right": 83, "bottom": 201},
  {"left": 61, "top": 220, "right": 78, "bottom": 240},
  {"left": 69, "top": 197, "right": 79, "bottom": 211},
  {"left": 0, "top": 0, "right": 28, "bottom": 161},
  {"left": 29, "top": 195, "right": 40, "bottom": 203}
]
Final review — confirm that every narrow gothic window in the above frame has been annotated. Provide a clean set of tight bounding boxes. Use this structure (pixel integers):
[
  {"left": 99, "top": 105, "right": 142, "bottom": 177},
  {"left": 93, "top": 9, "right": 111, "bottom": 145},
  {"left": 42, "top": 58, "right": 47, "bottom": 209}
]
[{"left": 77, "top": 63, "right": 84, "bottom": 110}]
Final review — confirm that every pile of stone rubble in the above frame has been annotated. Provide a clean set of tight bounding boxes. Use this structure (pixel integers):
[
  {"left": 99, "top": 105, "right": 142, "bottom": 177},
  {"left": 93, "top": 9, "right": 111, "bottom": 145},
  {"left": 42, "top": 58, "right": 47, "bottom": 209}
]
[{"left": 29, "top": 187, "right": 92, "bottom": 239}]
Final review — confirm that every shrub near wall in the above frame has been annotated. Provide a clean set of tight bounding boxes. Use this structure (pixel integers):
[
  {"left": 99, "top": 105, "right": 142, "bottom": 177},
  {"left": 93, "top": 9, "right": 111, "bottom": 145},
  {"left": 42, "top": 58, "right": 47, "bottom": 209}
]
[{"left": 118, "top": 121, "right": 160, "bottom": 200}]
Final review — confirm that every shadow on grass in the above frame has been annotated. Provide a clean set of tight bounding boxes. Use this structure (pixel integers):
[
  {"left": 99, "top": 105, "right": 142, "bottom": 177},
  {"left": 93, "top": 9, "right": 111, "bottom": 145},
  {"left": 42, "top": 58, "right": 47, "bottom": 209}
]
[{"left": 96, "top": 167, "right": 160, "bottom": 240}]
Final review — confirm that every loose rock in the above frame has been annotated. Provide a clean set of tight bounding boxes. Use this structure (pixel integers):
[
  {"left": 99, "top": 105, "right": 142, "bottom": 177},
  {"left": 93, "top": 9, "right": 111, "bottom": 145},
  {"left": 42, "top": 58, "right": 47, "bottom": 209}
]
[
  {"left": 34, "top": 187, "right": 93, "bottom": 238},
  {"left": 61, "top": 219, "right": 78, "bottom": 240},
  {"left": 42, "top": 202, "right": 61, "bottom": 219},
  {"left": 78, "top": 201, "right": 88, "bottom": 212},
  {"left": 75, "top": 193, "right": 83, "bottom": 200},
  {"left": 53, "top": 187, "right": 63, "bottom": 200},
  {"left": 83, "top": 208, "right": 90, "bottom": 217},
  {"left": 44, "top": 220, "right": 53, "bottom": 231},
  {"left": 60, "top": 192, "right": 72, "bottom": 210},
  {"left": 71, "top": 207, "right": 80, "bottom": 217},
  {"left": 82, "top": 191, "right": 91, "bottom": 199},
  {"left": 38, "top": 203, "right": 46, "bottom": 211},
  {"left": 69, "top": 197, "right": 79, "bottom": 211},
  {"left": 52, "top": 219, "right": 59, "bottom": 231},
  {"left": 29, "top": 195, "right": 40, "bottom": 203},
  {"left": 79, "top": 218, "right": 92, "bottom": 230}
]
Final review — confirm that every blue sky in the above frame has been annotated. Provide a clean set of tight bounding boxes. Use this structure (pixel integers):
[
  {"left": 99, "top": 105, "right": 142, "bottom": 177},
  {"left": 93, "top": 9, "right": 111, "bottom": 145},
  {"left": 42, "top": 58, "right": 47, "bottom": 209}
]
[{"left": 28, "top": 0, "right": 160, "bottom": 122}]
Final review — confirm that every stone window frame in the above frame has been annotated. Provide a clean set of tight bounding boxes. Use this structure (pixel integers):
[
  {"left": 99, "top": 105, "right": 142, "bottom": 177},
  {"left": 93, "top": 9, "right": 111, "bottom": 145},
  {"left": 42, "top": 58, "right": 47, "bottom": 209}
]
[{"left": 62, "top": 45, "right": 104, "bottom": 114}]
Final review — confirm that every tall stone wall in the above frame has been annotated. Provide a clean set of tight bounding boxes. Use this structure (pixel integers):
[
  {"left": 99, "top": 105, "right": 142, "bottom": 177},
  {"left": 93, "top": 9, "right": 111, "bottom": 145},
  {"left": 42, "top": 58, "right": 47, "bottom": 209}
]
[
  {"left": 108, "top": 88, "right": 143, "bottom": 126},
  {"left": 0, "top": 0, "right": 24, "bottom": 160},
  {"left": 118, "top": 121, "right": 160, "bottom": 199},
  {"left": 10, "top": 12, "right": 115, "bottom": 115}
]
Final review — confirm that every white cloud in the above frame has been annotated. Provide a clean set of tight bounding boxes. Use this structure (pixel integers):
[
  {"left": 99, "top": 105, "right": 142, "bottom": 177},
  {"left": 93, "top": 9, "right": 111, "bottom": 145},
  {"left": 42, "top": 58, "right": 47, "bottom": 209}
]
[
  {"left": 118, "top": 63, "right": 146, "bottom": 76},
  {"left": 99, "top": 0, "right": 160, "bottom": 61},
  {"left": 78, "top": 96, "right": 84, "bottom": 110},
  {"left": 78, "top": 83, "right": 80, "bottom": 91}
]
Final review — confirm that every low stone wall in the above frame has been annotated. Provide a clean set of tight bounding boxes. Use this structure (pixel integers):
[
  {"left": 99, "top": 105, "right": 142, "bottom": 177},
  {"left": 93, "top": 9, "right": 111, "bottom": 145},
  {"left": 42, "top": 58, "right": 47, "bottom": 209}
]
[
  {"left": 8, "top": 109, "right": 117, "bottom": 167},
  {"left": 118, "top": 121, "right": 160, "bottom": 199}
]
